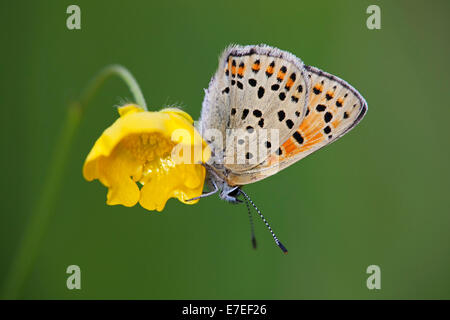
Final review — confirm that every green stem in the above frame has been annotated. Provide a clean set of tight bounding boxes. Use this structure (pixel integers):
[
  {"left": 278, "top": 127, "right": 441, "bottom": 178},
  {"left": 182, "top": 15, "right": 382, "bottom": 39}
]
[
  {"left": 80, "top": 64, "right": 147, "bottom": 111},
  {"left": 2, "top": 65, "right": 146, "bottom": 299}
]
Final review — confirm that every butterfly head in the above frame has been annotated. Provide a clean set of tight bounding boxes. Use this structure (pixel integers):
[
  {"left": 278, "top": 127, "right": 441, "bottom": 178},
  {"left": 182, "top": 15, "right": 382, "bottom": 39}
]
[
  {"left": 219, "top": 184, "right": 242, "bottom": 203},
  {"left": 208, "top": 170, "right": 242, "bottom": 203}
]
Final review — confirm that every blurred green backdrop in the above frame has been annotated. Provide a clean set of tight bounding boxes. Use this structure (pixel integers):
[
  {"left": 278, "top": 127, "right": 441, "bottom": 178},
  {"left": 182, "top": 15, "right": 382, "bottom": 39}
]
[{"left": 1, "top": 0, "right": 449, "bottom": 299}]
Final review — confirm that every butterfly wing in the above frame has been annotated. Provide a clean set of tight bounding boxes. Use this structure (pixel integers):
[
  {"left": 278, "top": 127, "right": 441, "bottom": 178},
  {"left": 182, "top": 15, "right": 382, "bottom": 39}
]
[
  {"left": 199, "top": 45, "right": 310, "bottom": 177},
  {"left": 227, "top": 64, "right": 368, "bottom": 185}
]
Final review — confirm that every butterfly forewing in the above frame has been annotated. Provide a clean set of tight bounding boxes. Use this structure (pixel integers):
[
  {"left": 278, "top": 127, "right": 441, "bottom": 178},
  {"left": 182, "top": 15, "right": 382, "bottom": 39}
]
[{"left": 200, "top": 45, "right": 310, "bottom": 175}]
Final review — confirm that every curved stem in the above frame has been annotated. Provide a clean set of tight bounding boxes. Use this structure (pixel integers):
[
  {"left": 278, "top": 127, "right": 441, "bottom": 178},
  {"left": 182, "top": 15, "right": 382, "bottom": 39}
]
[
  {"left": 2, "top": 65, "right": 146, "bottom": 299},
  {"left": 80, "top": 65, "right": 147, "bottom": 111}
]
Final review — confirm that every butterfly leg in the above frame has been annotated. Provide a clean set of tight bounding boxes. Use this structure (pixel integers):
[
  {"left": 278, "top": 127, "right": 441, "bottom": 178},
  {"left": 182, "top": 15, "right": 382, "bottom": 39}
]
[{"left": 184, "top": 177, "right": 219, "bottom": 202}]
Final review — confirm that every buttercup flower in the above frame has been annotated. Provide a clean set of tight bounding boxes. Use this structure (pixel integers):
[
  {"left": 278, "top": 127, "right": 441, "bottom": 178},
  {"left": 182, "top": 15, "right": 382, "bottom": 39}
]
[{"left": 83, "top": 104, "right": 210, "bottom": 211}]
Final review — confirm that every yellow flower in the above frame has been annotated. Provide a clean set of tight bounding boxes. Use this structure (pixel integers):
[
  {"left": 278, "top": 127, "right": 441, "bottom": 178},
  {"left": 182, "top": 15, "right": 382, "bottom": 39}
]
[{"left": 83, "top": 104, "right": 210, "bottom": 212}]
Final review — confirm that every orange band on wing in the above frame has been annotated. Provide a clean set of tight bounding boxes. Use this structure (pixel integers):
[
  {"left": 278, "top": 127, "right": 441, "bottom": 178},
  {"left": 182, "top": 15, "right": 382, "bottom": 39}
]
[
  {"left": 252, "top": 61, "right": 260, "bottom": 72},
  {"left": 285, "top": 78, "right": 294, "bottom": 89},
  {"left": 276, "top": 69, "right": 286, "bottom": 81},
  {"left": 237, "top": 64, "right": 245, "bottom": 78}
]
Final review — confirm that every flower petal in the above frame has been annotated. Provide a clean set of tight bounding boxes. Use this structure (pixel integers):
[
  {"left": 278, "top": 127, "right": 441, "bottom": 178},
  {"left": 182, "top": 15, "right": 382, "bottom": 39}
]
[
  {"left": 98, "top": 142, "right": 143, "bottom": 207},
  {"left": 139, "top": 161, "right": 205, "bottom": 212}
]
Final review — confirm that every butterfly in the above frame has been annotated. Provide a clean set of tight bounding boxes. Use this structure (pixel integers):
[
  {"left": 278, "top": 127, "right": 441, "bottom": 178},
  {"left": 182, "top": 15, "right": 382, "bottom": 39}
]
[{"left": 192, "top": 44, "right": 367, "bottom": 253}]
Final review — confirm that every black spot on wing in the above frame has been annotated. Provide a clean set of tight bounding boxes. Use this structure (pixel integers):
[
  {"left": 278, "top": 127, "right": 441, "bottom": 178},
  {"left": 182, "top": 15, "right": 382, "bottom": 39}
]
[
  {"left": 253, "top": 109, "right": 262, "bottom": 117},
  {"left": 271, "top": 84, "right": 280, "bottom": 91},
  {"left": 316, "top": 104, "right": 326, "bottom": 112},
  {"left": 286, "top": 119, "right": 294, "bottom": 129},
  {"left": 242, "top": 109, "right": 249, "bottom": 120},
  {"left": 293, "top": 131, "right": 304, "bottom": 144},
  {"left": 257, "top": 86, "right": 265, "bottom": 99}
]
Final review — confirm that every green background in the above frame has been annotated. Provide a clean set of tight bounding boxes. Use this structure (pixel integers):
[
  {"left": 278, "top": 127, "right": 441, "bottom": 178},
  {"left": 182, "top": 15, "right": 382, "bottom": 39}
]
[{"left": 1, "top": 0, "right": 449, "bottom": 299}]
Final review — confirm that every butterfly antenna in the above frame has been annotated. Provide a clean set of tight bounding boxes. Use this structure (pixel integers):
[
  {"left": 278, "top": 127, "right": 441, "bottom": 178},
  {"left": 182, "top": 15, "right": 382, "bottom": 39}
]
[
  {"left": 243, "top": 196, "right": 257, "bottom": 249},
  {"left": 239, "top": 189, "right": 288, "bottom": 254}
]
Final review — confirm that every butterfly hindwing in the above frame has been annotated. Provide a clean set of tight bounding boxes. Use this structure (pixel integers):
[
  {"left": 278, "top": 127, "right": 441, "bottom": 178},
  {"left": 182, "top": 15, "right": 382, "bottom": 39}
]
[{"left": 227, "top": 64, "right": 368, "bottom": 185}]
